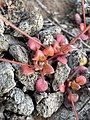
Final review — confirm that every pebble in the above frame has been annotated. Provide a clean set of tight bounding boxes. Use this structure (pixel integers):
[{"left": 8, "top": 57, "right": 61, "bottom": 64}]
[
  {"left": 0, "top": 62, "right": 16, "bottom": 96},
  {"left": 36, "top": 92, "right": 63, "bottom": 118},
  {"left": 9, "top": 45, "right": 28, "bottom": 63},
  {"left": 52, "top": 62, "right": 71, "bottom": 91},
  {"left": 5, "top": 87, "right": 34, "bottom": 116}
]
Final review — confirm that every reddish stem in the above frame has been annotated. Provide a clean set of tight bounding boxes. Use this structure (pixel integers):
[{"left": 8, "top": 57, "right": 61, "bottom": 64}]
[
  {"left": 71, "top": 100, "right": 79, "bottom": 120},
  {"left": 0, "top": 58, "right": 31, "bottom": 67},
  {"left": 48, "top": 25, "right": 90, "bottom": 61},
  {"left": 82, "top": 0, "right": 86, "bottom": 28},
  {"left": 0, "top": 14, "right": 44, "bottom": 47}
]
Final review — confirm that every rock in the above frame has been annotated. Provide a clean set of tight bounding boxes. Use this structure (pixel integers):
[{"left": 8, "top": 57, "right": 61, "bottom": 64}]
[
  {"left": 4, "top": 0, "right": 29, "bottom": 24},
  {"left": 14, "top": 7, "right": 43, "bottom": 37},
  {"left": 0, "top": 104, "right": 5, "bottom": 120},
  {"left": 34, "top": 92, "right": 48, "bottom": 104},
  {"left": 50, "top": 107, "right": 75, "bottom": 120},
  {"left": 9, "top": 114, "right": 34, "bottom": 120},
  {"left": 76, "top": 0, "right": 90, "bottom": 15},
  {"left": 41, "top": 34, "right": 55, "bottom": 46},
  {"left": 39, "top": 26, "right": 61, "bottom": 38},
  {"left": 9, "top": 45, "right": 28, "bottom": 63},
  {"left": 52, "top": 62, "right": 71, "bottom": 91},
  {"left": 68, "top": 50, "right": 81, "bottom": 69},
  {"left": 0, "top": 62, "right": 16, "bottom": 96},
  {"left": 4, "top": 34, "right": 25, "bottom": 46},
  {"left": 0, "top": 35, "right": 9, "bottom": 52},
  {"left": 16, "top": 69, "right": 39, "bottom": 91},
  {"left": 5, "top": 87, "right": 34, "bottom": 116},
  {"left": 36, "top": 92, "right": 63, "bottom": 118},
  {"left": 0, "top": 19, "right": 5, "bottom": 35}
]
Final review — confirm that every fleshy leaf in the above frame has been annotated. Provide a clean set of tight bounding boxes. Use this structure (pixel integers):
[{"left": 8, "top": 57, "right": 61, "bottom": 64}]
[
  {"left": 71, "top": 81, "right": 81, "bottom": 91},
  {"left": 35, "top": 78, "right": 48, "bottom": 92},
  {"left": 57, "top": 56, "right": 67, "bottom": 64},
  {"left": 43, "top": 46, "right": 54, "bottom": 57},
  {"left": 76, "top": 75, "right": 87, "bottom": 85},
  {"left": 56, "top": 34, "right": 66, "bottom": 44},
  {"left": 42, "top": 62, "right": 54, "bottom": 75},
  {"left": 68, "top": 93, "right": 79, "bottom": 103},
  {"left": 27, "top": 37, "right": 41, "bottom": 51},
  {"left": 58, "top": 83, "right": 65, "bottom": 93},
  {"left": 80, "top": 23, "right": 85, "bottom": 31},
  {"left": 21, "top": 65, "right": 34, "bottom": 75},
  {"left": 33, "top": 50, "right": 46, "bottom": 62}
]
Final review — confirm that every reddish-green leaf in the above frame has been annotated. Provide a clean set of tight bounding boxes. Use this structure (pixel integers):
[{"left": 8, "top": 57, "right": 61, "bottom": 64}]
[
  {"left": 35, "top": 78, "right": 48, "bottom": 92},
  {"left": 76, "top": 75, "right": 87, "bottom": 85},
  {"left": 21, "top": 65, "right": 34, "bottom": 75}
]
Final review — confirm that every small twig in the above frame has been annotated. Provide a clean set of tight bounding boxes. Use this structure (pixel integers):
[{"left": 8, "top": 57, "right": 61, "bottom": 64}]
[
  {"left": 35, "top": 0, "right": 75, "bottom": 37},
  {"left": 48, "top": 25, "right": 90, "bottom": 61},
  {"left": 82, "top": 0, "right": 86, "bottom": 28},
  {"left": 0, "top": 14, "right": 44, "bottom": 47},
  {"left": 81, "top": 40, "right": 90, "bottom": 49},
  {"left": 71, "top": 100, "right": 79, "bottom": 120},
  {"left": 70, "top": 25, "right": 90, "bottom": 45},
  {"left": 0, "top": 58, "right": 31, "bottom": 67}
]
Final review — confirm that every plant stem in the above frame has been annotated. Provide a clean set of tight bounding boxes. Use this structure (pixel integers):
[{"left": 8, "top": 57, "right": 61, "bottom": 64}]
[
  {"left": 0, "top": 14, "right": 44, "bottom": 47},
  {"left": 48, "top": 25, "right": 90, "bottom": 61},
  {"left": 0, "top": 57, "right": 30, "bottom": 66},
  {"left": 82, "top": 0, "right": 86, "bottom": 28},
  {"left": 71, "top": 100, "right": 79, "bottom": 120}
]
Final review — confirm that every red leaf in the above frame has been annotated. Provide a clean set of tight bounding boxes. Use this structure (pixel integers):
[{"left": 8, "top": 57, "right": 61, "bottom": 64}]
[
  {"left": 33, "top": 50, "right": 46, "bottom": 62},
  {"left": 75, "top": 13, "right": 82, "bottom": 25},
  {"left": 68, "top": 93, "right": 79, "bottom": 103},
  {"left": 21, "top": 65, "right": 34, "bottom": 75},
  {"left": 43, "top": 46, "right": 54, "bottom": 57},
  {"left": 35, "top": 78, "right": 48, "bottom": 92},
  {"left": 80, "top": 23, "right": 86, "bottom": 31},
  {"left": 53, "top": 41, "right": 60, "bottom": 53},
  {"left": 42, "top": 62, "right": 54, "bottom": 75},
  {"left": 58, "top": 83, "right": 65, "bottom": 93},
  {"left": 57, "top": 56, "right": 67, "bottom": 64},
  {"left": 56, "top": 34, "right": 66, "bottom": 44},
  {"left": 76, "top": 75, "right": 87, "bottom": 85},
  {"left": 27, "top": 37, "right": 41, "bottom": 51}
]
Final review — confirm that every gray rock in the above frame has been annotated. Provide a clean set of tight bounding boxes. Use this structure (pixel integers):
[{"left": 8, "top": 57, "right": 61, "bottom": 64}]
[
  {"left": 36, "top": 92, "right": 63, "bottom": 118},
  {"left": 14, "top": 7, "right": 43, "bottom": 36},
  {"left": 16, "top": 69, "right": 39, "bottom": 91},
  {"left": 0, "top": 35, "right": 9, "bottom": 52},
  {"left": 50, "top": 107, "right": 75, "bottom": 120},
  {"left": 76, "top": 0, "right": 90, "bottom": 15},
  {"left": 68, "top": 50, "right": 81, "bottom": 69},
  {"left": 9, "top": 45, "right": 28, "bottom": 63},
  {"left": 39, "top": 26, "right": 61, "bottom": 38},
  {"left": 34, "top": 92, "right": 48, "bottom": 104},
  {"left": 10, "top": 114, "right": 34, "bottom": 120},
  {"left": 5, "top": 87, "right": 34, "bottom": 116},
  {"left": 0, "top": 104, "right": 5, "bottom": 120},
  {"left": 4, "top": 34, "right": 25, "bottom": 46},
  {"left": 52, "top": 62, "right": 71, "bottom": 91},
  {"left": 4, "top": 0, "right": 29, "bottom": 24},
  {"left": 0, "top": 62, "right": 16, "bottom": 96},
  {"left": 0, "top": 20, "right": 5, "bottom": 35},
  {"left": 42, "top": 34, "right": 55, "bottom": 46}
]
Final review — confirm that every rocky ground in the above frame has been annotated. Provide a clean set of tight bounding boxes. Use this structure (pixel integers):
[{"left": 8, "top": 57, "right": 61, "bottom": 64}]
[{"left": 0, "top": 0, "right": 90, "bottom": 120}]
